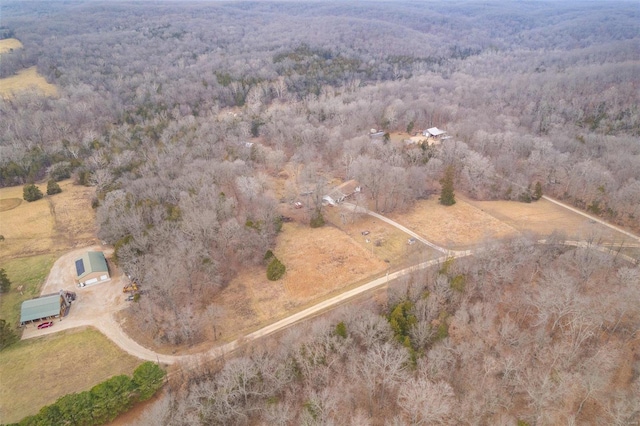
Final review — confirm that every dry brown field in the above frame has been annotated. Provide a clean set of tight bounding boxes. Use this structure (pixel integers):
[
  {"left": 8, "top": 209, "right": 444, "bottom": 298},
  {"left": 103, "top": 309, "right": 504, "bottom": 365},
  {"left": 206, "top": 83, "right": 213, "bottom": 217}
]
[
  {"left": 389, "top": 194, "right": 637, "bottom": 249},
  {"left": 0, "top": 180, "right": 97, "bottom": 260},
  {"left": 0, "top": 38, "right": 23, "bottom": 54},
  {"left": 209, "top": 188, "right": 441, "bottom": 343},
  {"left": 0, "top": 66, "right": 58, "bottom": 98},
  {"left": 214, "top": 221, "right": 390, "bottom": 338},
  {"left": 388, "top": 196, "right": 519, "bottom": 249},
  {"left": 464, "top": 196, "right": 635, "bottom": 244}
]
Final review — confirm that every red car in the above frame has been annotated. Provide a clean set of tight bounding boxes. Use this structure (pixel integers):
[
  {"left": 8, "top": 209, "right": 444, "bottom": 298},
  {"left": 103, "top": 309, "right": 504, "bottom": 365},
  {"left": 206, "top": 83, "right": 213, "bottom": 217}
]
[{"left": 37, "top": 321, "right": 54, "bottom": 329}]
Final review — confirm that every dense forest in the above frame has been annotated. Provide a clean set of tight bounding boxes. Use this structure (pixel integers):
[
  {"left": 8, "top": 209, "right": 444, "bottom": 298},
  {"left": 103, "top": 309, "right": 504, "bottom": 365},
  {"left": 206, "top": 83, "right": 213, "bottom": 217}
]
[{"left": 1, "top": 1, "right": 639, "bottom": 422}]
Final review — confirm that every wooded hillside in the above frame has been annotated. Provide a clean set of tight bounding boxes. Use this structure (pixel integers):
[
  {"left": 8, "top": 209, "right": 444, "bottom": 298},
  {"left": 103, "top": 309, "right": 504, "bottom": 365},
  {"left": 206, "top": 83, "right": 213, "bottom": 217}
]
[{"left": 1, "top": 3, "right": 638, "bottom": 416}]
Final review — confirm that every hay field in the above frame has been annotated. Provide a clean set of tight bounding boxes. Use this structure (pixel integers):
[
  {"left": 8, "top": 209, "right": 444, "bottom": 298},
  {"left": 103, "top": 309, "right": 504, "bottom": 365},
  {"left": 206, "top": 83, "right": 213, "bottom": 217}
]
[
  {"left": 0, "top": 327, "right": 140, "bottom": 424},
  {"left": 0, "top": 66, "right": 58, "bottom": 98},
  {"left": 389, "top": 196, "right": 519, "bottom": 249},
  {"left": 214, "top": 221, "right": 390, "bottom": 338},
  {"left": 0, "top": 38, "right": 23, "bottom": 54},
  {"left": 465, "top": 196, "right": 635, "bottom": 245},
  {"left": 0, "top": 180, "right": 97, "bottom": 260}
]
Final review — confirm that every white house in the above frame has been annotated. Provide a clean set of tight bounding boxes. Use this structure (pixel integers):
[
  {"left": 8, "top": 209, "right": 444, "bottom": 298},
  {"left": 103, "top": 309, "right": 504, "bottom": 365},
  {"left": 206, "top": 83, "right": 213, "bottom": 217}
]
[{"left": 422, "top": 127, "right": 446, "bottom": 138}]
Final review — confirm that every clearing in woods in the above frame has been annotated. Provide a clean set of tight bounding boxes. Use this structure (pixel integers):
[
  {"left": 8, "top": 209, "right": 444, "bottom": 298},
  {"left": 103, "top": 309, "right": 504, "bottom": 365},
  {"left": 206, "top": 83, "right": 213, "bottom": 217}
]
[
  {"left": 389, "top": 194, "right": 637, "bottom": 249},
  {"left": 0, "top": 180, "right": 98, "bottom": 260},
  {"left": 0, "top": 327, "right": 141, "bottom": 424},
  {"left": 0, "top": 38, "right": 23, "bottom": 54},
  {"left": 0, "top": 66, "right": 58, "bottom": 98},
  {"left": 389, "top": 196, "right": 519, "bottom": 250}
]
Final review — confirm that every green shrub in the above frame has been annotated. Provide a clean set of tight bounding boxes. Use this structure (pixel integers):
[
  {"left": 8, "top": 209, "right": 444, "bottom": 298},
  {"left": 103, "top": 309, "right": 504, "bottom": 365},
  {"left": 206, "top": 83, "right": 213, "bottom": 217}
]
[
  {"left": 0, "top": 268, "right": 10, "bottom": 293},
  {"left": 335, "top": 321, "right": 347, "bottom": 338},
  {"left": 450, "top": 274, "right": 466, "bottom": 292},
  {"left": 263, "top": 250, "right": 275, "bottom": 263},
  {"left": 310, "top": 209, "right": 325, "bottom": 228},
  {"left": 267, "top": 257, "right": 286, "bottom": 281},
  {"left": 46, "top": 179, "right": 62, "bottom": 195},
  {"left": 22, "top": 184, "right": 43, "bottom": 202},
  {"left": 0, "top": 319, "right": 18, "bottom": 350},
  {"left": 16, "top": 362, "right": 165, "bottom": 425}
]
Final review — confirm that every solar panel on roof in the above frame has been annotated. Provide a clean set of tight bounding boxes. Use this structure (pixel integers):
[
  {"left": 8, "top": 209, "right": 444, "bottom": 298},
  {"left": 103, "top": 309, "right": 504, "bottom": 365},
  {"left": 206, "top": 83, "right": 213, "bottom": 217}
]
[{"left": 75, "top": 259, "right": 85, "bottom": 276}]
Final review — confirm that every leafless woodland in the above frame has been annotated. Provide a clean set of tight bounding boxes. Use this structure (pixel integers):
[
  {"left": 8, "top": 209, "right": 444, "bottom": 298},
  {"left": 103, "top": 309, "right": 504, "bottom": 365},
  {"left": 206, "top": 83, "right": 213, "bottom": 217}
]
[
  {"left": 142, "top": 237, "right": 640, "bottom": 425},
  {"left": 1, "top": 1, "right": 639, "bottom": 422}
]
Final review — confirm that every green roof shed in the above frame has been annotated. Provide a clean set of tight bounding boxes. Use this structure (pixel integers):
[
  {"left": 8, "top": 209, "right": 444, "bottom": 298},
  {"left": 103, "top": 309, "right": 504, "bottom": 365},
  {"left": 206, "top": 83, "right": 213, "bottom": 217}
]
[
  {"left": 20, "top": 294, "right": 61, "bottom": 324},
  {"left": 75, "top": 251, "right": 110, "bottom": 285}
]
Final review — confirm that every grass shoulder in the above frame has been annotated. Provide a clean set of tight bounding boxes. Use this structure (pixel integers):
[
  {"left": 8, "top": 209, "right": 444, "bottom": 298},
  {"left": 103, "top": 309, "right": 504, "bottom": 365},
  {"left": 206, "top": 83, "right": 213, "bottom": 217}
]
[{"left": 0, "top": 327, "right": 140, "bottom": 424}]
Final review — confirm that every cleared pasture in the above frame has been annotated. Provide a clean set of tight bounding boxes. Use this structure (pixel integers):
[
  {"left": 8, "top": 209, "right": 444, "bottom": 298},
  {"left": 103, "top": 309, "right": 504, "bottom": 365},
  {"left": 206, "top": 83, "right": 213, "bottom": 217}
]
[
  {"left": 0, "top": 66, "right": 58, "bottom": 98},
  {"left": 0, "top": 38, "right": 23, "bottom": 54},
  {"left": 389, "top": 196, "right": 519, "bottom": 249},
  {"left": 0, "top": 180, "right": 97, "bottom": 260}
]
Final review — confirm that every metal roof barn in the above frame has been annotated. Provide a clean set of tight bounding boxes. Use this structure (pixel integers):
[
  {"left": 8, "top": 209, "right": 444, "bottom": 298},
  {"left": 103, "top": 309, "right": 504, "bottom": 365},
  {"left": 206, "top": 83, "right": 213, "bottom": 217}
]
[
  {"left": 75, "top": 251, "right": 110, "bottom": 286},
  {"left": 20, "top": 294, "right": 61, "bottom": 324}
]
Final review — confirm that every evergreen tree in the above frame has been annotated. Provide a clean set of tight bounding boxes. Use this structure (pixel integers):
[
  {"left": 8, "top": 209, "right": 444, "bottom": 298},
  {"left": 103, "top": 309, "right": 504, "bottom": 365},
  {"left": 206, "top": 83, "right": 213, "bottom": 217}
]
[
  {"left": 0, "top": 319, "right": 18, "bottom": 350},
  {"left": 439, "top": 166, "right": 456, "bottom": 206},
  {"left": 267, "top": 257, "right": 286, "bottom": 281},
  {"left": 132, "top": 362, "right": 166, "bottom": 401},
  {"left": 0, "top": 268, "right": 10, "bottom": 293},
  {"left": 46, "top": 179, "right": 62, "bottom": 195},
  {"left": 310, "top": 208, "right": 325, "bottom": 228},
  {"left": 533, "top": 181, "right": 543, "bottom": 200},
  {"left": 23, "top": 184, "right": 43, "bottom": 202}
]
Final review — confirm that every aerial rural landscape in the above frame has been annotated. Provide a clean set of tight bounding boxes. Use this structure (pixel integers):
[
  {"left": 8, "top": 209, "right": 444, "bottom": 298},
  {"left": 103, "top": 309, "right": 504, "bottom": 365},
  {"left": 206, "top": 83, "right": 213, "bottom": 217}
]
[{"left": 0, "top": 1, "right": 639, "bottom": 425}]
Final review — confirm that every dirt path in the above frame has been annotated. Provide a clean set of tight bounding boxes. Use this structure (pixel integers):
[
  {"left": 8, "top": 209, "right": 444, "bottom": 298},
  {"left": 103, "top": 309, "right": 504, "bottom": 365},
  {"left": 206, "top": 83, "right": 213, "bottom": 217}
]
[
  {"left": 20, "top": 246, "right": 182, "bottom": 363},
  {"left": 542, "top": 195, "right": 640, "bottom": 243},
  {"left": 342, "top": 202, "right": 451, "bottom": 254}
]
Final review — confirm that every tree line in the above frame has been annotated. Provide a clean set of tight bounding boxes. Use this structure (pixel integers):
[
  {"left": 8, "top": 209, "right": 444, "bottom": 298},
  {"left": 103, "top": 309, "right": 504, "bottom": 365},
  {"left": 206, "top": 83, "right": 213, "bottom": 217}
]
[{"left": 12, "top": 361, "right": 166, "bottom": 426}]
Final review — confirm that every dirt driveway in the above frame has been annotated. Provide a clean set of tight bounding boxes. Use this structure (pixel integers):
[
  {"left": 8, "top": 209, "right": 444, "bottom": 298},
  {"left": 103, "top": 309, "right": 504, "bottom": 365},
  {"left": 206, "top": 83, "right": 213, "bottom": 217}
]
[
  {"left": 22, "top": 246, "right": 124, "bottom": 337},
  {"left": 20, "top": 246, "right": 179, "bottom": 363}
]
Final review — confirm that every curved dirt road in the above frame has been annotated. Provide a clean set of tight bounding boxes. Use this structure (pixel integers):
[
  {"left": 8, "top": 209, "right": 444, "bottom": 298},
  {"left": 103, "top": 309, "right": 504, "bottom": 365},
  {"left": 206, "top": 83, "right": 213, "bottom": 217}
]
[
  {"left": 22, "top": 202, "right": 639, "bottom": 365},
  {"left": 21, "top": 246, "right": 182, "bottom": 364}
]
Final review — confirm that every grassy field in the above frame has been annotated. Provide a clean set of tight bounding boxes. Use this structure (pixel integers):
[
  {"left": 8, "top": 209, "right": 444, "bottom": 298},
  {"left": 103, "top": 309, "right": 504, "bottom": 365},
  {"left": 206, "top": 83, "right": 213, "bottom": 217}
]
[
  {"left": 0, "top": 38, "right": 23, "bottom": 54},
  {"left": 0, "top": 253, "right": 59, "bottom": 330},
  {"left": 389, "top": 196, "right": 519, "bottom": 250},
  {"left": 0, "top": 327, "right": 141, "bottom": 424},
  {"left": 0, "top": 66, "right": 58, "bottom": 98},
  {"left": 0, "top": 180, "right": 97, "bottom": 260}
]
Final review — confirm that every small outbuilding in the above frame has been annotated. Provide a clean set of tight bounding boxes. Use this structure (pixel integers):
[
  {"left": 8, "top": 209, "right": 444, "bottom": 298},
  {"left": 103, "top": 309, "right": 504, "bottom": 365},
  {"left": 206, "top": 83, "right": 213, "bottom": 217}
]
[
  {"left": 422, "top": 127, "right": 447, "bottom": 138},
  {"left": 75, "top": 251, "right": 110, "bottom": 286},
  {"left": 20, "top": 293, "right": 63, "bottom": 325}
]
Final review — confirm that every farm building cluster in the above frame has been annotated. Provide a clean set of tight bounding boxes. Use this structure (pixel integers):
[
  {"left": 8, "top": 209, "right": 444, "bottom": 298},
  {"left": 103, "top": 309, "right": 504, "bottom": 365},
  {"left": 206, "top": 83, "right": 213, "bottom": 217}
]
[
  {"left": 19, "top": 251, "right": 110, "bottom": 326},
  {"left": 19, "top": 290, "right": 75, "bottom": 326}
]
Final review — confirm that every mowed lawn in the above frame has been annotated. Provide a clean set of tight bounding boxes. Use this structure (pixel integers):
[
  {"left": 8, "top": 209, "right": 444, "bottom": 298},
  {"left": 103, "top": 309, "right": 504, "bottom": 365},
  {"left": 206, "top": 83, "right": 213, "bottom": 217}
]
[
  {"left": 0, "top": 180, "right": 97, "bottom": 260},
  {"left": 0, "top": 66, "right": 58, "bottom": 98},
  {"left": 0, "top": 254, "right": 59, "bottom": 332},
  {"left": 0, "top": 327, "right": 141, "bottom": 424}
]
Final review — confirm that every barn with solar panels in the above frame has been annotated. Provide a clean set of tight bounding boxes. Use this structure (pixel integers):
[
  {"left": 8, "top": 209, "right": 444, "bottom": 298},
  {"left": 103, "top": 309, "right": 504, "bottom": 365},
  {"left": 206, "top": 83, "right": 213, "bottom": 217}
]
[{"left": 75, "top": 251, "right": 110, "bottom": 286}]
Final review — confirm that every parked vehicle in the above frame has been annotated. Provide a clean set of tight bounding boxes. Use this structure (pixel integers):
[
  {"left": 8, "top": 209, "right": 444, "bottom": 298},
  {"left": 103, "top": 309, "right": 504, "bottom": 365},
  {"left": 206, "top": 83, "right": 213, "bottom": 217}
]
[{"left": 37, "top": 321, "right": 54, "bottom": 329}]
